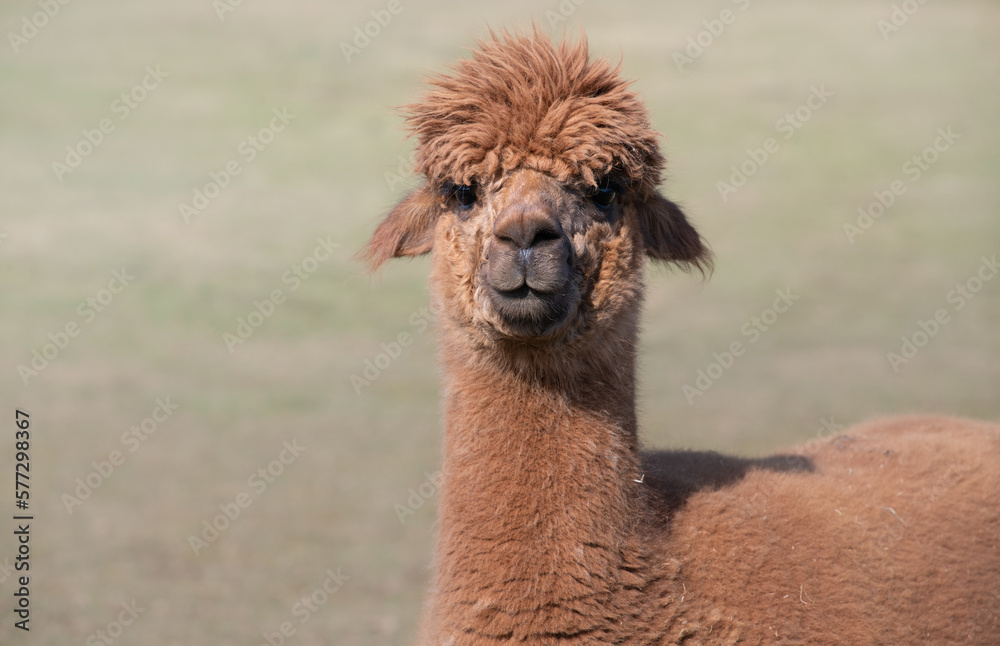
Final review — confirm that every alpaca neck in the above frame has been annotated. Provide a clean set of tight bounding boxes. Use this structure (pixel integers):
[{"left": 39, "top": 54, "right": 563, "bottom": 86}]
[{"left": 430, "top": 327, "right": 648, "bottom": 636}]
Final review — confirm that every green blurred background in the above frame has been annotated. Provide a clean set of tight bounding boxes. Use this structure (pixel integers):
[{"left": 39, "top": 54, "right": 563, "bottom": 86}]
[{"left": 1, "top": 0, "right": 998, "bottom": 644}]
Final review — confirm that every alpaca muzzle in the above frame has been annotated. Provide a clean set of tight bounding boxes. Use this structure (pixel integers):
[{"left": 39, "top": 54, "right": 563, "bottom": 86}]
[{"left": 483, "top": 207, "right": 576, "bottom": 337}]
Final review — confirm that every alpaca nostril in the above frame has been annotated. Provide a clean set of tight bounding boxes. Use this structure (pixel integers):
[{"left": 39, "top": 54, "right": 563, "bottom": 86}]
[{"left": 529, "top": 226, "right": 561, "bottom": 247}]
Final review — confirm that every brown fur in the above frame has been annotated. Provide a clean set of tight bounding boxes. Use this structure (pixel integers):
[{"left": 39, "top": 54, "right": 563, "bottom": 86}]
[{"left": 364, "top": 31, "right": 1000, "bottom": 645}]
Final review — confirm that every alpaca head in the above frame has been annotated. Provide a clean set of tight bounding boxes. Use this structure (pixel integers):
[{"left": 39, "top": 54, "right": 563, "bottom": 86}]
[{"left": 365, "top": 32, "right": 711, "bottom": 353}]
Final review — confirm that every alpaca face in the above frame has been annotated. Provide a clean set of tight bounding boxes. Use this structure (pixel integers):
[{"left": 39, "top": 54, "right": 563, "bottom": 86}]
[
  {"left": 434, "top": 166, "right": 661, "bottom": 345},
  {"left": 363, "top": 34, "right": 712, "bottom": 347}
]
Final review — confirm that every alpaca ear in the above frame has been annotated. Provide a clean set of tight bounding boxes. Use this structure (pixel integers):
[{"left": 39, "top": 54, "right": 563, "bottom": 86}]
[
  {"left": 362, "top": 185, "right": 441, "bottom": 271},
  {"left": 635, "top": 192, "right": 713, "bottom": 273}
]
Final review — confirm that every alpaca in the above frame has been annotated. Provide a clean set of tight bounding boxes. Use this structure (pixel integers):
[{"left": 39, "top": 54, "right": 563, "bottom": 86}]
[{"left": 364, "top": 32, "right": 1000, "bottom": 645}]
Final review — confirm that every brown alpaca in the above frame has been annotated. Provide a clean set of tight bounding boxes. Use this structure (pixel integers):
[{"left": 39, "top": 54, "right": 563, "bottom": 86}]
[{"left": 364, "top": 32, "right": 1000, "bottom": 645}]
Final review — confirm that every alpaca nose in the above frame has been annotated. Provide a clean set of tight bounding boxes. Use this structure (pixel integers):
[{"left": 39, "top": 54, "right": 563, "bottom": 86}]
[
  {"left": 487, "top": 207, "right": 569, "bottom": 294},
  {"left": 494, "top": 211, "right": 562, "bottom": 251}
]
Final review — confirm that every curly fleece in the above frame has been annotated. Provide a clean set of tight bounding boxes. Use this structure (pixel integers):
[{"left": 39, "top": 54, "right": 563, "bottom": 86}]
[{"left": 403, "top": 31, "right": 665, "bottom": 191}]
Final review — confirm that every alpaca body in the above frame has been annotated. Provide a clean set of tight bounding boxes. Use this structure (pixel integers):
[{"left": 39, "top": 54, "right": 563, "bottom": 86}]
[
  {"left": 656, "top": 415, "right": 1000, "bottom": 645},
  {"left": 419, "top": 328, "right": 1000, "bottom": 645}
]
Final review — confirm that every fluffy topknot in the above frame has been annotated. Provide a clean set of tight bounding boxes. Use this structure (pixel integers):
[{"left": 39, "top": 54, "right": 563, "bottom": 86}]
[{"left": 403, "top": 31, "right": 665, "bottom": 190}]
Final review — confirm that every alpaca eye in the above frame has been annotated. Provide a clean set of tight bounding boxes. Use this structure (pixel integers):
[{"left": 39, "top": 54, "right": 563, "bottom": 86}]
[
  {"left": 453, "top": 184, "right": 477, "bottom": 208},
  {"left": 591, "top": 177, "right": 617, "bottom": 209}
]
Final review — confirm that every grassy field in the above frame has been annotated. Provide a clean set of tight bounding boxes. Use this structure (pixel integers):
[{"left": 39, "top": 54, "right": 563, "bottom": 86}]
[{"left": 1, "top": 0, "right": 998, "bottom": 643}]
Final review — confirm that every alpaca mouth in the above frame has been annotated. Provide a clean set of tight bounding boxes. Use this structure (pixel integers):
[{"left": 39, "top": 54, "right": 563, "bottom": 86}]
[{"left": 486, "top": 283, "right": 578, "bottom": 339}]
